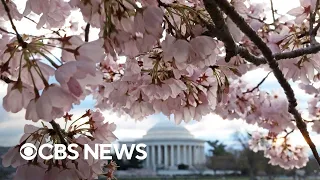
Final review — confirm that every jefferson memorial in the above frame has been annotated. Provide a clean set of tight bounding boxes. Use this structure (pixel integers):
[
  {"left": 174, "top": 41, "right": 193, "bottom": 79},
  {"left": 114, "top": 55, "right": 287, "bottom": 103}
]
[{"left": 120, "top": 121, "right": 206, "bottom": 172}]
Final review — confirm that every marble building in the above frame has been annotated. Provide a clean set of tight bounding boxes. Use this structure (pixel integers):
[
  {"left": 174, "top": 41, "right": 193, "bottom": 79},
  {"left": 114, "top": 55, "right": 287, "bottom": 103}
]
[{"left": 120, "top": 121, "right": 206, "bottom": 171}]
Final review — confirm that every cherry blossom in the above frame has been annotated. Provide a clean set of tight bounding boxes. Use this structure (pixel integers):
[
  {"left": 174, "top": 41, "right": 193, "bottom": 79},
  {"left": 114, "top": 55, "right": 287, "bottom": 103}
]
[
  {"left": 248, "top": 131, "right": 309, "bottom": 169},
  {"left": 24, "top": 0, "right": 72, "bottom": 29},
  {"left": 287, "top": 0, "right": 317, "bottom": 24},
  {"left": 2, "top": 110, "right": 117, "bottom": 180},
  {"left": 3, "top": 83, "right": 34, "bottom": 113}
]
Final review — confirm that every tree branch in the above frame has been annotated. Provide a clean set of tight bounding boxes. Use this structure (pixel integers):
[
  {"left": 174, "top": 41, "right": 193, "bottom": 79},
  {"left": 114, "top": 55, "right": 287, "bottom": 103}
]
[
  {"left": 237, "top": 46, "right": 265, "bottom": 65},
  {"left": 202, "top": 2, "right": 320, "bottom": 66},
  {"left": 213, "top": 0, "right": 320, "bottom": 167},
  {"left": 0, "top": 0, "right": 27, "bottom": 48},
  {"left": 273, "top": 44, "right": 320, "bottom": 60},
  {"left": 203, "top": 0, "right": 237, "bottom": 62},
  {"left": 214, "top": 36, "right": 320, "bottom": 66}
]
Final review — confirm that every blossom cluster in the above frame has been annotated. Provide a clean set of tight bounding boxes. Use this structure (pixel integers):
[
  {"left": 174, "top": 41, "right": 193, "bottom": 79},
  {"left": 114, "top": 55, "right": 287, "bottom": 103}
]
[
  {"left": 248, "top": 131, "right": 309, "bottom": 169},
  {"left": 1, "top": 110, "right": 117, "bottom": 180},
  {"left": 215, "top": 80, "right": 295, "bottom": 134}
]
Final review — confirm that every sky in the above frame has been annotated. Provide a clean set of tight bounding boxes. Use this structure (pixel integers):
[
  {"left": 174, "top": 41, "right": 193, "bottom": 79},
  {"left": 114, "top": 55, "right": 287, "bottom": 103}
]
[{"left": 2, "top": 0, "right": 320, "bottom": 153}]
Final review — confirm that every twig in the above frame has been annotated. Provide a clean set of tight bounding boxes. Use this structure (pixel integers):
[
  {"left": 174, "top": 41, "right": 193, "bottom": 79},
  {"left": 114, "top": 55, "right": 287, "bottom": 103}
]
[
  {"left": 0, "top": 27, "right": 15, "bottom": 35},
  {"left": 244, "top": 72, "right": 272, "bottom": 94},
  {"left": 84, "top": 23, "right": 90, "bottom": 42},
  {"left": 269, "top": 0, "right": 276, "bottom": 23},
  {"left": 203, "top": 0, "right": 237, "bottom": 62},
  {"left": 0, "top": 0, "right": 27, "bottom": 48},
  {"left": 274, "top": 44, "right": 320, "bottom": 60},
  {"left": 214, "top": 0, "right": 320, "bottom": 167},
  {"left": 283, "top": 129, "right": 295, "bottom": 139}
]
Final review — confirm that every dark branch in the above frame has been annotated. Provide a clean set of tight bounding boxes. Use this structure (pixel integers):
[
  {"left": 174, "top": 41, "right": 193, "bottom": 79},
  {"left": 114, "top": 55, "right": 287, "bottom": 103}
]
[
  {"left": 203, "top": 0, "right": 237, "bottom": 62},
  {"left": 84, "top": 23, "right": 90, "bottom": 42},
  {"left": 0, "top": 75, "right": 14, "bottom": 84},
  {"left": 214, "top": 0, "right": 320, "bottom": 167},
  {"left": 274, "top": 44, "right": 320, "bottom": 60},
  {"left": 313, "top": 21, "right": 320, "bottom": 36},
  {"left": 50, "top": 120, "right": 68, "bottom": 146},
  {"left": 206, "top": 38, "right": 312, "bottom": 66},
  {"left": 207, "top": 36, "right": 320, "bottom": 66},
  {"left": 237, "top": 46, "right": 265, "bottom": 65}
]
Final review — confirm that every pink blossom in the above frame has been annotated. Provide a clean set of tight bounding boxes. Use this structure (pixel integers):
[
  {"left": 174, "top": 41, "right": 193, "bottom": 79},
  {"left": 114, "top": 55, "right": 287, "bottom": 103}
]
[
  {"left": 24, "top": 0, "right": 71, "bottom": 29},
  {"left": 3, "top": 83, "right": 34, "bottom": 113},
  {"left": 0, "top": 1, "right": 22, "bottom": 20},
  {"left": 90, "top": 110, "right": 118, "bottom": 142},
  {"left": 248, "top": 132, "right": 265, "bottom": 152},
  {"left": 266, "top": 27, "right": 289, "bottom": 53},
  {"left": 76, "top": 39, "right": 105, "bottom": 63},
  {"left": 32, "top": 84, "right": 76, "bottom": 122},
  {"left": 287, "top": 0, "right": 317, "bottom": 24}
]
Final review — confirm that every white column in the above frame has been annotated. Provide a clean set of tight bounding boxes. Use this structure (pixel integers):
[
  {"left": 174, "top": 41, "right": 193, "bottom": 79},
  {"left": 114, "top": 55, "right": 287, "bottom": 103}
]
[
  {"left": 164, "top": 144, "right": 168, "bottom": 168},
  {"left": 151, "top": 145, "right": 156, "bottom": 169},
  {"left": 194, "top": 146, "right": 200, "bottom": 164},
  {"left": 183, "top": 145, "right": 187, "bottom": 164},
  {"left": 188, "top": 145, "right": 193, "bottom": 165},
  {"left": 157, "top": 145, "right": 161, "bottom": 165},
  {"left": 170, "top": 144, "right": 174, "bottom": 167},
  {"left": 202, "top": 146, "right": 206, "bottom": 163},
  {"left": 145, "top": 145, "right": 150, "bottom": 168},
  {"left": 177, "top": 145, "right": 181, "bottom": 165},
  {"left": 194, "top": 146, "right": 197, "bottom": 165}
]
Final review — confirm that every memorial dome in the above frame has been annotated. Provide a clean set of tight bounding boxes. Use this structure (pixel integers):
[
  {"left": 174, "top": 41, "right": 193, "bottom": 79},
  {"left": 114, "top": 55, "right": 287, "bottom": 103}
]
[{"left": 142, "top": 121, "right": 194, "bottom": 140}]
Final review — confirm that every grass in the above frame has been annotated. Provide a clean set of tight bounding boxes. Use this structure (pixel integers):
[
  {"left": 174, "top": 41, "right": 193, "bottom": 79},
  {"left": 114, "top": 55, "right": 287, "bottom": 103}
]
[
  {"left": 117, "top": 178, "right": 248, "bottom": 180},
  {"left": 115, "top": 177, "right": 320, "bottom": 180}
]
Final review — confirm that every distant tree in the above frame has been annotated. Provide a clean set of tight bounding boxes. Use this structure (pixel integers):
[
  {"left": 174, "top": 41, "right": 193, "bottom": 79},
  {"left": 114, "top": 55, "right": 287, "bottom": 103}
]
[
  {"left": 111, "top": 148, "right": 144, "bottom": 170},
  {"left": 233, "top": 132, "right": 264, "bottom": 180},
  {"left": 303, "top": 157, "right": 319, "bottom": 176},
  {"left": 207, "top": 140, "right": 230, "bottom": 156},
  {"left": 207, "top": 140, "right": 236, "bottom": 175}
]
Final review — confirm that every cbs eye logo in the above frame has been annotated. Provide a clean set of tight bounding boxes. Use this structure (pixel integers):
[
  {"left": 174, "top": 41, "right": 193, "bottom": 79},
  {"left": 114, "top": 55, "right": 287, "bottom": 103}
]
[
  {"left": 20, "top": 143, "right": 37, "bottom": 160},
  {"left": 19, "top": 143, "right": 80, "bottom": 160}
]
